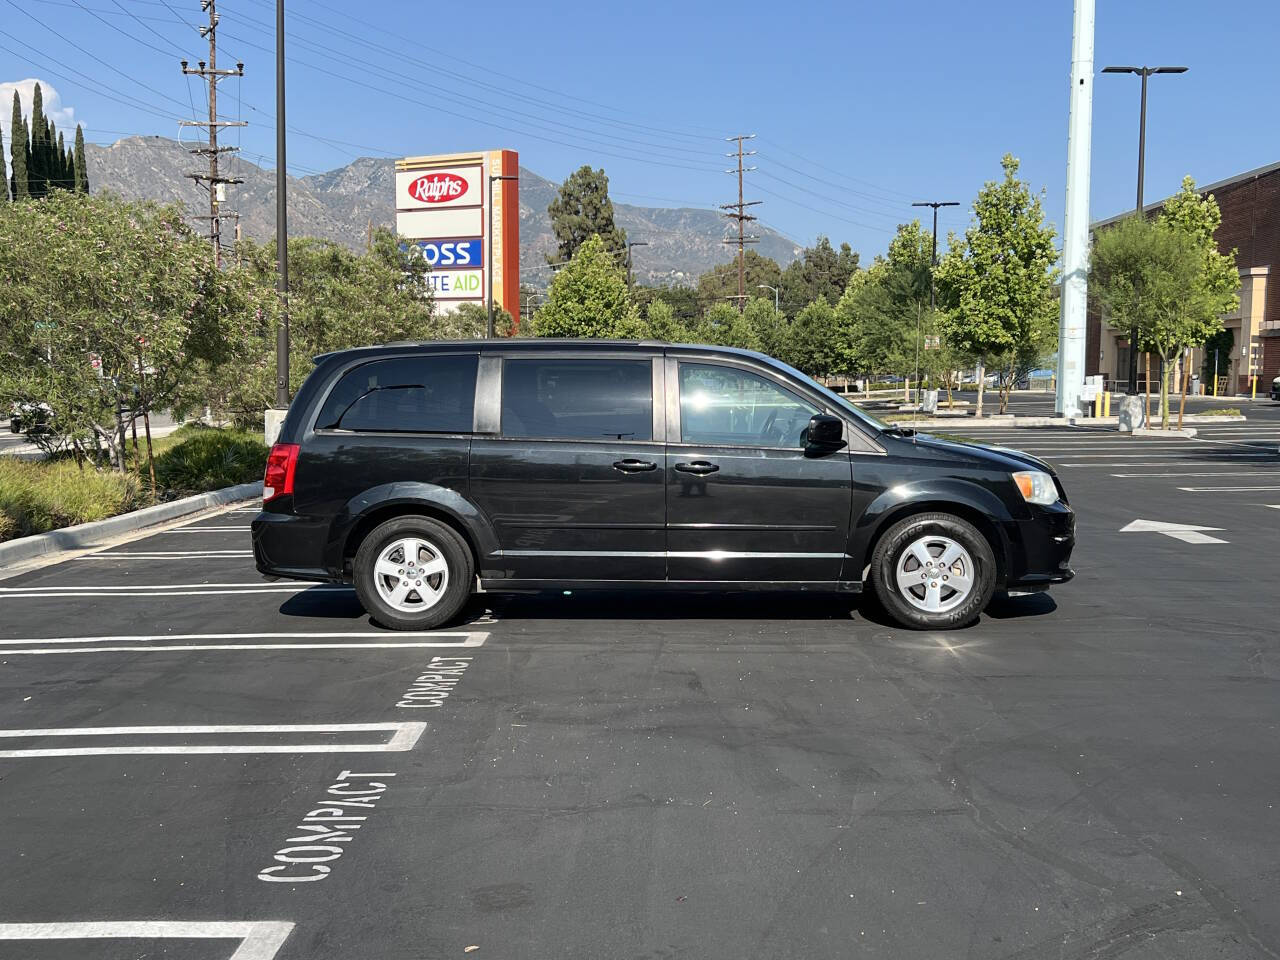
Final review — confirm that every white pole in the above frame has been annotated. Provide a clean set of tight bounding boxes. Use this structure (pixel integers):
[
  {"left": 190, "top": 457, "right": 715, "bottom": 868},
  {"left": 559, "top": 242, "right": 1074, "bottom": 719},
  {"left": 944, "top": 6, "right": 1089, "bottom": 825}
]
[{"left": 1055, "top": 0, "right": 1095, "bottom": 418}]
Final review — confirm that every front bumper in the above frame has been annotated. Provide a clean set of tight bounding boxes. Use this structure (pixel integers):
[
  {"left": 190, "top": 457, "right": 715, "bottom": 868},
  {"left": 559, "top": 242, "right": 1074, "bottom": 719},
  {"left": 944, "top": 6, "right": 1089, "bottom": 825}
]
[{"left": 1003, "top": 502, "right": 1075, "bottom": 590}]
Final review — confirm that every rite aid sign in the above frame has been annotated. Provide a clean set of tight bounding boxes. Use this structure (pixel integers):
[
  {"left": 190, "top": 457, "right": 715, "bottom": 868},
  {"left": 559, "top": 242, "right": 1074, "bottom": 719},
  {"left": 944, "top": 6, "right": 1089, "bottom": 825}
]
[
  {"left": 427, "top": 270, "right": 483, "bottom": 297},
  {"left": 396, "top": 166, "right": 481, "bottom": 210}
]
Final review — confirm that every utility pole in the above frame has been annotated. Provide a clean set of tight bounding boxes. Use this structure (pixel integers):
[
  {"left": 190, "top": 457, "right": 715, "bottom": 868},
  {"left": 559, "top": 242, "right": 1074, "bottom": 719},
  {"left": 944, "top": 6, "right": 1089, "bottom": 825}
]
[
  {"left": 1055, "top": 0, "right": 1095, "bottom": 418},
  {"left": 180, "top": 0, "right": 245, "bottom": 267},
  {"left": 720, "top": 134, "right": 759, "bottom": 310},
  {"left": 910, "top": 200, "right": 959, "bottom": 400},
  {"left": 273, "top": 0, "right": 289, "bottom": 409}
]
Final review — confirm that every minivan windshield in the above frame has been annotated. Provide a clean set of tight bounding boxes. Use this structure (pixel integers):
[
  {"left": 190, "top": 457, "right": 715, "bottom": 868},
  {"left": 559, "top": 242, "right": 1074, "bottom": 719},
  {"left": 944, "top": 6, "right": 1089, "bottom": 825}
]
[{"left": 759, "top": 356, "right": 890, "bottom": 432}]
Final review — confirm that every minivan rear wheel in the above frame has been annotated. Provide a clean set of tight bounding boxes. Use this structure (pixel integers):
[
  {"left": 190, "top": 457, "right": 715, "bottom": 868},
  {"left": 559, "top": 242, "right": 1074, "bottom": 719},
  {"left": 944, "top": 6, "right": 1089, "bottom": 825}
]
[
  {"left": 870, "top": 512, "right": 996, "bottom": 629},
  {"left": 354, "top": 516, "right": 473, "bottom": 630}
]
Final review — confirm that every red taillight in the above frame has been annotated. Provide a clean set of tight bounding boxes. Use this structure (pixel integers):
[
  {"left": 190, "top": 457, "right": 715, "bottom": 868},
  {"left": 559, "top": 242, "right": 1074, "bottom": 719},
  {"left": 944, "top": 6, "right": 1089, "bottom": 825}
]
[{"left": 263, "top": 443, "right": 300, "bottom": 503}]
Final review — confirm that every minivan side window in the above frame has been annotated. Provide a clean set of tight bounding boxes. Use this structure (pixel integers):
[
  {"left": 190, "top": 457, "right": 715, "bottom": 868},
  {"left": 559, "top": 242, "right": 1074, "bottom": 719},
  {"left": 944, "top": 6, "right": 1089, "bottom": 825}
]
[
  {"left": 316, "top": 355, "right": 478, "bottom": 433},
  {"left": 679, "top": 362, "right": 818, "bottom": 449},
  {"left": 501, "top": 358, "right": 652, "bottom": 441}
]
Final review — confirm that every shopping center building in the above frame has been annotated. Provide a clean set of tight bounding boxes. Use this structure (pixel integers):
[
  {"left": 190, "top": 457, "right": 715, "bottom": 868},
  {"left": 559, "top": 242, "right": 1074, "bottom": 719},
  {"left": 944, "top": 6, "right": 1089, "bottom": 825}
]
[{"left": 1087, "top": 161, "right": 1280, "bottom": 395}]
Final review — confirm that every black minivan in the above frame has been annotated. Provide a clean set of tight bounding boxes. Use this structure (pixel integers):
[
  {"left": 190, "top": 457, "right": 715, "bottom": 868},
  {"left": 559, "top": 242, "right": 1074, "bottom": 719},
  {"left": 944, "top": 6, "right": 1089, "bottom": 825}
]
[{"left": 252, "top": 340, "right": 1074, "bottom": 630}]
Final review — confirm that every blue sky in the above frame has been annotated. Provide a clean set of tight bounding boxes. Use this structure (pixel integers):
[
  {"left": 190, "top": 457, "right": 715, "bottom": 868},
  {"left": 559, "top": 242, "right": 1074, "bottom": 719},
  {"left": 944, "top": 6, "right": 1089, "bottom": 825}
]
[{"left": 2, "top": 0, "right": 1277, "bottom": 261}]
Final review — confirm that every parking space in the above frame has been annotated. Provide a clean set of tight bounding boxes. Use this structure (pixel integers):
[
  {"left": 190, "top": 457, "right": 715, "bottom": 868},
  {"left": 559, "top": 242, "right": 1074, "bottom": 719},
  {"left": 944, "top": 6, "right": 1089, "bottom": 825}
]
[{"left": 3, "top": 445, "right": 1280, "bottom": 958}]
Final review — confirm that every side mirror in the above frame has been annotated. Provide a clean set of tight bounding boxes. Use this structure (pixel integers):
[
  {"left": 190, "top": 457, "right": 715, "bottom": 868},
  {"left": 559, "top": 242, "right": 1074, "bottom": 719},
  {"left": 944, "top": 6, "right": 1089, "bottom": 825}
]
[{"left": 805, "top": 413, "right": 846, "bottom": 452}]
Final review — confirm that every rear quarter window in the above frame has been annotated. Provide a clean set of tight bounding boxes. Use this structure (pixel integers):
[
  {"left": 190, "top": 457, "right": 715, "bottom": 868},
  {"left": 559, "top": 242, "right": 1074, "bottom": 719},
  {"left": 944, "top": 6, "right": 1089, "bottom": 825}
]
[{"left": 315, "top": 354, "right": 478, "bottom": 433}]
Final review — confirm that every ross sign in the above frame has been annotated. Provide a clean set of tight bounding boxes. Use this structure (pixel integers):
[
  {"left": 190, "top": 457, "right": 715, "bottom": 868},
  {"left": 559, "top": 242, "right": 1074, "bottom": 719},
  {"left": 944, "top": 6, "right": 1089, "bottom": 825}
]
[
  {"left": 427, "top": 270, "right": 483, "bottom": 298},
  {"left": 411, "top": 238, "right": 483, "bottom": 268},
  {"left": 395, "top": 166, "right": 482, "bottom": 211}
]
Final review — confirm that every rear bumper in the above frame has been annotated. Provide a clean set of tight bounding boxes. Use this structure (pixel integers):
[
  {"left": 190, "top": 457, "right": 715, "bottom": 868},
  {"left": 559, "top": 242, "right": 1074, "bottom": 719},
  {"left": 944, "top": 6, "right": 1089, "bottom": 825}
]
[
  {"left": 251, "top": 506, "right": 335, "bottom": 583},
  {"left": 1003, "top": 503, "right": 1075, "bottom": 589}
]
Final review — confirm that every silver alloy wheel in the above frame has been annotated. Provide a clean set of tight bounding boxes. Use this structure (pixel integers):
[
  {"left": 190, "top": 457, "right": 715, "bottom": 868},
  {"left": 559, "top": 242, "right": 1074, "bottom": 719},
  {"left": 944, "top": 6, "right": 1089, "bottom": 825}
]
[
  {"left": 894, "top": 535, "right": 975, "bottom": 614},
  {"left": 372, "top": 536, "right": 450, "bottom": 614}
]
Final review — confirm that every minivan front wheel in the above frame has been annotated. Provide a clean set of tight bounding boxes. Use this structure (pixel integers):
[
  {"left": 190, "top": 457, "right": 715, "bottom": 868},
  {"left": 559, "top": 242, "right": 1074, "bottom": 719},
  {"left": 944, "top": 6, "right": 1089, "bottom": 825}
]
[
  {"left": 870, "top": 513, "right": 996, "bottom": 629},
  {"left": 354, "top": 516, "right": 473, "bottom": 630}
]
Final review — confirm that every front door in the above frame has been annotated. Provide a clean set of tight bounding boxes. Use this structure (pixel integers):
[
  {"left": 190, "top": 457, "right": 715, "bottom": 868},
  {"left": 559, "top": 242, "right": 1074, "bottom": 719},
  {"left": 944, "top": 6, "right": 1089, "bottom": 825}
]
[
  {"left": 469, "top": 353, "right": 666, "bottom": 583},
  {"left": 665, "top": 359, "right": 852, "bottom": 584}
]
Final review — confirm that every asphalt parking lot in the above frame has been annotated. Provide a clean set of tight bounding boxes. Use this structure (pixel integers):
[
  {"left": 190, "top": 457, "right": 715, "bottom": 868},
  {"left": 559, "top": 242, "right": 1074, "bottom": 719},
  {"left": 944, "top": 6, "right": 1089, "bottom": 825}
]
[{"left": 2, "top": 407, "right": 1279, "bottom": 959}]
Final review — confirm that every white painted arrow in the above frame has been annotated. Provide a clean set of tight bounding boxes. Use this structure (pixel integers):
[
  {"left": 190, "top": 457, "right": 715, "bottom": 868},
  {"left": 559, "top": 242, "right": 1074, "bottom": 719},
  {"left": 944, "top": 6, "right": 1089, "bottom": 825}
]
[{"left": 1120, "top": 519, "right": 1227, "bottom": 544}]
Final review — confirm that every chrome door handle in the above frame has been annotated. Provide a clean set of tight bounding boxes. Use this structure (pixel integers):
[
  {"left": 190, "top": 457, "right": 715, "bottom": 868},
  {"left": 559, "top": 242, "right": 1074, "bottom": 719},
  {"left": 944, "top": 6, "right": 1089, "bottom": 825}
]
[
  {"left": 613, "top": 459, "right": 657, "bottom": 473},
  {"left": 674, "top": 461, "right": 719, "bottom": 476}
]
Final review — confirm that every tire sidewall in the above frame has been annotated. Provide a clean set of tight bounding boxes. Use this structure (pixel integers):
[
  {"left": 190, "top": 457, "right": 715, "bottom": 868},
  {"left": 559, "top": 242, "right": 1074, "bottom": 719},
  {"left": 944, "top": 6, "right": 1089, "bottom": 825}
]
[
  {"left": 354, "top": 516, "right": 473, "bottom": 630},
  {"left": 872, "top": 513, "right": 996, "bottom": 629}
]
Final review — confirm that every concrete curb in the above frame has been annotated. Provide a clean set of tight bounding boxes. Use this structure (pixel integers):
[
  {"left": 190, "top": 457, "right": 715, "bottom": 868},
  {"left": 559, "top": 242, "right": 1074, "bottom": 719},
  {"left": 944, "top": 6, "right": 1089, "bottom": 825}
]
[
  {"left": 1132, "top": 426, "right": 1197, "bottom": 438},
  {"left": 0, "top": 481, "right": 261, "bottom": 569}
]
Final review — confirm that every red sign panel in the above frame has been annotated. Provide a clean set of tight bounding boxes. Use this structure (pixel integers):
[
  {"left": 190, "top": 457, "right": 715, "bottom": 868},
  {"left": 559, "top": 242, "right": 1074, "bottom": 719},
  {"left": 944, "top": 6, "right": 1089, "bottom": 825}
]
[{"left": 406, "top": 172, "right": 468, "bottom": 205}]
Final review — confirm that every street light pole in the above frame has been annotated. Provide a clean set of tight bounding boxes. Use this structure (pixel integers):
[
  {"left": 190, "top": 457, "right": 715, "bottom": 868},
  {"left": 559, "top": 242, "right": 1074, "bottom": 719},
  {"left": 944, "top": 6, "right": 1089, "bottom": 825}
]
[
  {"left": 273, "top": 0, "right": 289, "bottom": 409},
  {"left": 757, "top": 284, "right": 779, "bottom": 313},
  {"left": 487, "top": 173, "right": 518, "bottom": 339},
  {"left": 626, "top": 241, "right": 648, "bottom": 292},
  {"left": 911, "top": 201, "right": 959, "bottom": 402},
  {"left": 1102, "top": 64, "right": 1188, "bottom": 394}
]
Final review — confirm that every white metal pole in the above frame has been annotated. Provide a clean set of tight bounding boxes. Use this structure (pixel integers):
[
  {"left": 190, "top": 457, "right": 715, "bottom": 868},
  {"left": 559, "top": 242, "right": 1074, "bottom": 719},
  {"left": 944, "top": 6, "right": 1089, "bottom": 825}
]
[{"left": 1055, "top": 0, "right": 1095, "bottom": 417}]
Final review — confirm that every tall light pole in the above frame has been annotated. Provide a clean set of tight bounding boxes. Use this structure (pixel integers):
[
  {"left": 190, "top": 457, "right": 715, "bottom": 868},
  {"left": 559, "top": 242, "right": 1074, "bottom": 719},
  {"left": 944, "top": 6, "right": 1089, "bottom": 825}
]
[
  {"left": 487, "top": 173, "right": 518, "bottom": 339},
  {"left": 1055, "top": 0, "right": 1095, "bottom": 418},
  {"left": 757, "top": 283, "right": 779, "bottom": 313},
  {"left": 911, "top": 201, "right": 959, "bottom": 398},
  {"left": 1102, "top": 64, "right": 1188, "bottom": 394},
  {"left": 273, "top": 0, "right": 289, "bottom": 408},
  {"left": 626, "top": 241, "right": 648, "bottom": 291}
]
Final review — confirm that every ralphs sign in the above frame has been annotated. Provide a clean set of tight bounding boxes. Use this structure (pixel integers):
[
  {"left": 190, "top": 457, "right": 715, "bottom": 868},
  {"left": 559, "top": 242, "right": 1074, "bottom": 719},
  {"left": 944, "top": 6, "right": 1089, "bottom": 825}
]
[
  {"left": 396, "top": 165, "right": 480, "bottom": 211},
  {"left": 407, "top": 172, "right": 467, "bottom": 204}
]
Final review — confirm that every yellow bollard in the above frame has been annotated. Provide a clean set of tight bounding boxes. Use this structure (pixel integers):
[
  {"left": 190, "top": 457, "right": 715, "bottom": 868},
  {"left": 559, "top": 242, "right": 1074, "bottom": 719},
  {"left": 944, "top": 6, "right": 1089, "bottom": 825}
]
[
  {"left": 1102, "top": 391, "right": 1111, "bottom": 417},
  {"left": 1252, "top": 376, "right": 1258, "bottom": 400}
]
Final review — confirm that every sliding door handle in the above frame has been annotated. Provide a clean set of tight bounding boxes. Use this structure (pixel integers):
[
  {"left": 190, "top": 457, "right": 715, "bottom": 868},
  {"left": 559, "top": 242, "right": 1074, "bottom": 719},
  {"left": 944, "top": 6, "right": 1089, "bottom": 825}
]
[{"left": 674, "top": 461, "right": 719, "bottom": 476}]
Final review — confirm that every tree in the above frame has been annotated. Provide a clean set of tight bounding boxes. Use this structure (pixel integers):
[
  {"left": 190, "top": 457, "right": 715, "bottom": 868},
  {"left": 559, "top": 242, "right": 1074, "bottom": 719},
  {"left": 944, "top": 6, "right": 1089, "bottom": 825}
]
[
  {"left": 936, "top": 154, "right": 1059, "bottom": 415},
  {"left": 693, "top": 301, "right": 761, "bottom": 350},
  {"left": 696, "top": 250, "right": 782, "bottom": 307},
  {"left": 28, "top": 83, "right": 46, "bottom": 199},
  {"left": 0, "top": 115, "right": 6, "bottom": 201},
  {"left": 779, "top": 236, "right": 859, "bottom": 317},
  {"left": 634, "top": 284, "right": 700, "bottom": 326},
  {"left": 73, "top": 124, "right": 88, "bottom": 194},
  {"left": 534, "top": 234, "right": 645, "bottom": 338},
  {"left": 1091, "top": 191, "right": 1238, "bottom": 428},
  {"left": 645, "top": 298, "right": 691, "bottom": 343},
  {"left": 787, "top": 297, "right": 849, "bottom": 380},
  {"left": 10, "top": 93, "right": 28, "bottom": 201},
  {"left": 744, "top": 296, "right": 788, "bottom": 361},
  {"left": 547, "top": 165, "right": 626, "bottom": 264}
]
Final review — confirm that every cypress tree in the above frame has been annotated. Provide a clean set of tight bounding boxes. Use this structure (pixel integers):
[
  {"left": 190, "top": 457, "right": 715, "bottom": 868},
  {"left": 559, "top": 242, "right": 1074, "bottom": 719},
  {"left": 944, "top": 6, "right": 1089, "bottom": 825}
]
[
  {"left": 56, "top": 130, "right": 66, "bottom": 191},
  {"left": 0, "top": 116, "right": 7, "bottom": 201},
  {"left": 29, "top": 83, "right": 47, "bottom": 198},
  {"left": 66, "top": 143, "right": 75, "bottom": 193},
  {"left": 10, "top": 94, "right": 29, "bottom": 200},
  {"left": 73, "top": 124, "right": 88, "bottom": 194}
]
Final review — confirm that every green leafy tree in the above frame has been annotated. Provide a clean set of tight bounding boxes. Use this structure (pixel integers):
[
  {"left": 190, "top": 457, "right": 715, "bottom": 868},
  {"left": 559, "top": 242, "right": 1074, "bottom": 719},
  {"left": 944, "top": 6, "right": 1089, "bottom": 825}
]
[
  {"left": 10, "top": 93, "right": 28, "bottom": 201},
  {"left": 0, "top": 115, "right": 6, "bottom": 201},
  {"left": 28, "top": 83, "right": 46, "bottom": 199},
  {"left": 445, "top": 301, "right": 515, "bottom": 339},
  {"left": 535, "top": 233, "right": 645, "bottom": 338},
  {"left": 547, "top": 165, "right": 626, "bottom": 264},
  {"left": 696, "top": 250, "right": 782, "bottom": 307},
  {"left": 693, "top": 300, "right": 761, "bottom": 350},
  {"left": 645, "top": 298, "right": 692, "bottom": 342},
  {"left": 936, "top": 154, "right": 1059, "bottom": 415},
  {"left": 779, "top": 236, "right": 859, "bottom": 317},
  {"left": 634, "top": 284, "right": 701, "bottom": 326},
  {"left": 1091, "top": 187, "right": 1239, "bottom": 428},
  {"left": 1200, "top": 327, "right": 1233, "bottom": 388},
  {"left": 785, "top": 297, "right": 850, "bottom": 380},
  {"left": 73, "top": 124, "right": 88, "bottom": 193},
  {"left": 744, "top": 296, "right": 788, "bottom": 361}
]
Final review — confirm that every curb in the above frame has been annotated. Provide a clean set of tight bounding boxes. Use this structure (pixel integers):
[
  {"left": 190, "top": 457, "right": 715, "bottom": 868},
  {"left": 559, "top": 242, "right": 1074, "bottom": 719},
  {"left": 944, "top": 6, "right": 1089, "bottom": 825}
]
[
  {"left": 0, "top": 481, "right": 262, "bottom": 569},
  {"left": 1132, "top": 426, "right": 1197, "bottom": 438}
]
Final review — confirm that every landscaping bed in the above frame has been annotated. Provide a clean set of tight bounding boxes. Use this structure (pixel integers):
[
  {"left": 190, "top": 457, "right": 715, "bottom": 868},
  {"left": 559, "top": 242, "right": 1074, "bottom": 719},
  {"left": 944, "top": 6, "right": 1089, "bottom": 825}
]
[{"left": 0, "top": 424, "right": 265, "bottom": 542}]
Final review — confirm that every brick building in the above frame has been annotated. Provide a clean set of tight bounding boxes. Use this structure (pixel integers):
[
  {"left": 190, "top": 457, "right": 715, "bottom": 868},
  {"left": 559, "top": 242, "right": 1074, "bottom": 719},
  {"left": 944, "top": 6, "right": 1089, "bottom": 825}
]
[{"left": 1087, "top": 161, "right": 1280, "bottom": 395}]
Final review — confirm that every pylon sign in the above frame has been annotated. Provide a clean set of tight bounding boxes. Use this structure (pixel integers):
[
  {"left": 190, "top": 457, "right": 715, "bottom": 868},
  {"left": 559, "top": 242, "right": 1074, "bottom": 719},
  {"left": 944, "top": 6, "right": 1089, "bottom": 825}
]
[{"left": 395, "top": 150, "right": 519, "bottom": 328}]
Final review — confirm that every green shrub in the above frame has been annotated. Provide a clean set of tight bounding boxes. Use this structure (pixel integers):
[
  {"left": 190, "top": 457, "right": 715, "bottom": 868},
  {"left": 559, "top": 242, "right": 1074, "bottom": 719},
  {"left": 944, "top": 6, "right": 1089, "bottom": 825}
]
[
  {"left": 1200, "top": 407, "right": 1242, "bottom": 417},
  {"left": 0, "top": 459, "right": 142, "bottom": 541},
  {"left": 149, "top": 428, "right": 267, "bottom": 495}
]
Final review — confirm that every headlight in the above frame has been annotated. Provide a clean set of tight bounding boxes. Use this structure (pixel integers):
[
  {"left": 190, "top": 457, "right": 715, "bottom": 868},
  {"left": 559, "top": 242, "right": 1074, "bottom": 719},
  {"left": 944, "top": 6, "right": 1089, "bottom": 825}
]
[{"left": 1012, "top": 470, "right": 1058, "bottom": 505}]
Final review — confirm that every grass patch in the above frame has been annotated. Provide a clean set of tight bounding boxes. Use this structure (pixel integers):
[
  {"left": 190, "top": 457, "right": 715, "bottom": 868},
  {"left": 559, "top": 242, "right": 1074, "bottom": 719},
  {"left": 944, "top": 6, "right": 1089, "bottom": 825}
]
[
  {"left": 1, "top": 425, "right": 267, "bottom": 542},
  {"left": 1199, "top": 407, "right": 1242, "bottom": 417},
  {"left": 0, "top": 458, "right": 143, "bottom": 540}
]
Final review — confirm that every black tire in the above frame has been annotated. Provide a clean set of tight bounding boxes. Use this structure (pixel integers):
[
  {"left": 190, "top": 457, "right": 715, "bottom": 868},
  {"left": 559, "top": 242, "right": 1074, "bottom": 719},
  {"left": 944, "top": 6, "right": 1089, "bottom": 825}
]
[
  {"left": 869, "top": 512, "right": 997, "bottom": 630},
  {"left": 353, "top": 516, "right": 473, "bottom": 630}
]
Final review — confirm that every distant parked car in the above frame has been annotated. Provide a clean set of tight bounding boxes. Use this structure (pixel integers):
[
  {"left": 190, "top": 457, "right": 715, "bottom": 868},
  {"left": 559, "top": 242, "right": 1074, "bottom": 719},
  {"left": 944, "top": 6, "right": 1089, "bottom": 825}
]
[{"left": 8, "top": 402, "right": 54, "bottom": 435}]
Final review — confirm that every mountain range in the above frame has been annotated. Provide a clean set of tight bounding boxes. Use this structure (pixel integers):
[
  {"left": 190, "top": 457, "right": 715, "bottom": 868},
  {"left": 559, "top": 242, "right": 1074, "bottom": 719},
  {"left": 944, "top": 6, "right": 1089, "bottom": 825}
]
[{"left": 84, "top": 137, "right": 801, "bottom": 285}]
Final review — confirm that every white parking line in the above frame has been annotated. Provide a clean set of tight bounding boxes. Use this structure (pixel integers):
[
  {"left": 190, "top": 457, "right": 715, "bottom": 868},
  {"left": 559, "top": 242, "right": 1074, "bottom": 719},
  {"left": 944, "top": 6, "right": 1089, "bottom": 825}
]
[
  {"left": 0, "top": 581, "right": 313, "bottom": 592},
  {"left": 0, "top": 722, "right": 426, "bottom": 757},
  {"left": 0, "top": 921, "right": 293, "bottom": 960},
  {"left": 73, "top": 551, "right": 254, "bottom": 560},
  {"left": 169, "top": 525, "right": 253, "bottom": 532},
  {"left": 1176, "top": 486, "right": 1280, "bottom": 492},
  {"left": 0, "top": 630, "right": 488, "bottom": 655},
  {"left": 0, "top": 586, "right": 343, "bottom": 599},
  {"left": 1110, "top": 471, "right": 1277, "bottom": 477}
]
